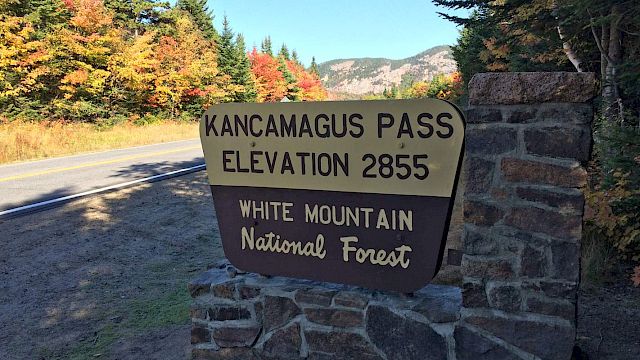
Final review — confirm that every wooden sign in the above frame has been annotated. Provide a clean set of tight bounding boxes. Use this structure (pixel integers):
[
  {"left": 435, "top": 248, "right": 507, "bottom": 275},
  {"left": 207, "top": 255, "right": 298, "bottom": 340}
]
[{"left": 199, "top": 99, "right": 465, "bottom": 292}]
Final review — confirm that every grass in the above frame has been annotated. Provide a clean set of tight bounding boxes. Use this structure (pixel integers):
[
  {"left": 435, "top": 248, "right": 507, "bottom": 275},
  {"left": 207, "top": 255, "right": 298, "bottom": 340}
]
[
  {"left": 64, "top": 286, "right": 191, "bottom": 360},
  {"left": 581, "top": 225, "right": 618, "bottom": 286},
  {"left": 0, "top": 120, "right": 199, "bottom": 164}
]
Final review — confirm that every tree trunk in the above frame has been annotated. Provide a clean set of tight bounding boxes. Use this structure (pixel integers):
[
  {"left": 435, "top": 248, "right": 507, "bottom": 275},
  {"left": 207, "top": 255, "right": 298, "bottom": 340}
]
[
  {"left": 552, "top": 0, "right": 583, "bottom": 72},
  {"left": 603, "top": 5, "right": 623, "bottom": 120},
  {"left": 600, "top": 23, "right": 609, "bottom": 81}
]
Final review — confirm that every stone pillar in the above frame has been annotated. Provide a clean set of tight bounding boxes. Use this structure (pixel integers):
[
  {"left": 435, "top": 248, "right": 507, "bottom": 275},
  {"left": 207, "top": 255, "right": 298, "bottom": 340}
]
[{"left": 459, "top": 72, "right": 596, "bottom": 359}]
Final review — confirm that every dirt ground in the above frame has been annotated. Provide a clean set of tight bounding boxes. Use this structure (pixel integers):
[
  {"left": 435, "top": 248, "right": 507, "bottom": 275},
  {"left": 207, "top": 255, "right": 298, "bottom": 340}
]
[
  {"left": 0, "top": 171, "right": 638, "bottom": 359},
  {"left": 0, "top": 172, "right": 223, "bottom": 360}
]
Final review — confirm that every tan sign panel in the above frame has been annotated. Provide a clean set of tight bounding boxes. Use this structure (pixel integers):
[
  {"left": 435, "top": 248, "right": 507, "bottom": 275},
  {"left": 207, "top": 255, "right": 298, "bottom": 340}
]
[
  {"left": 200, "top": 99, "right": 465, "bottom": 292},
  {"left": 200, "top": 99, "right": 464, "bottom": 197}
]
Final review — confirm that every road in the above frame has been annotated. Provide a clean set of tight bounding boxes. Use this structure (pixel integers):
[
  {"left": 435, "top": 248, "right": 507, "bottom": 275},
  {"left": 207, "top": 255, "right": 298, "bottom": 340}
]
[{"left": 0, "top": 139, "right": 204, "bottom": 215}]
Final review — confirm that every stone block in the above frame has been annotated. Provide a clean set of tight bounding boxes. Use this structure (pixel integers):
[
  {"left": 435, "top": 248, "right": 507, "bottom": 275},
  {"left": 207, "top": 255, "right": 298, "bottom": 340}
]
[
  {"left": 263, "top": 296, "right": 301, "bottom": 332},
  {"left": 505, "top": 206, "right": 582, "bottom": 240},
  {"left": 537, "top": 103, "right": 593, "bottom": 124},
  {"left": 515, "top": 187, "right": 584, "bottom": 211},
  {"left": 212, "top": 326, "right": 260, "bottom": 347},
  {"left": 366, "top": 305, "right": 447, "bottom": 360},
  {"left": 454, "top": 325, "right": 516, "bottom": 360},
  {"left": 333, "top": 291, "right": 368, "bottom": 309},
  {"left": 212, "top": 283, "right": 236, "bottom": 300},
  {"left": 191, "top": 325, "right": 211, "bottom": 344},
  {"left": 304, "top": 308, "right": 363, "bottom": 327},
  {"left": 466, "top": 107, "right": 503, "bottom": 123},
  {"left": 192, "top": 348, "right": 259, "bottom": 360},
  {"left": 538, "top": 281, "right": 578, "bottom": 300},
  {"left": 501, "top": 157, "right": 587, "bottom": 188},
  {"left": 295, "top": 289, "right": 335, "bottom": 306},
  {"left": 239, "top": 285, "right": 260, "bottom": 300},
  {"left": 462, "top": 281, "right": 489, "bottom": 308},
  {"left": 305, "top": 330, "right": 382, "bottom": 360},
  {"left": 551, "top": 242, "right": 580, "bottom": 281},
  {"left": 487, "top": 284, "right": 521, "bottom": 312},
  {"left": 412, "top": 291, "right": 461, "bottom": 323},
  {"left": 520, "top": 245, "right": 547, "bottom": 278},
  {"left": 524, "top": 126, "right": 591, "bottom": 161},
  {"left": 462, "top": 256, "right": 515, "bottom": 280},
  {"left": 462, "top": 229, "right": 498, "bottom": 256},
  {"left": 504, "top": 108, "right": 537, "bottom": 123},
  {"left": 463, "top": 200, "right": 504, "bottom": 226},
  {"left": 464, "top": 157, "right": 495, "bottom": 194},
  {"left": 466, "top": 315, "right": 575, "bottom": 360},
  {"left": 262, "top": 323, "right": 301, "bottom": 359},
  {"left": 468, "top": 72, "right": 597, "bottom": 105},
  {"left": 207, "top": 305, "right": 251, "bottom": 321},
  {"left": 466, "top": 127, "right": 517, "bottom": 155},
  {"left": 525, "top": 297, "right": 574, "bottom": 320}
]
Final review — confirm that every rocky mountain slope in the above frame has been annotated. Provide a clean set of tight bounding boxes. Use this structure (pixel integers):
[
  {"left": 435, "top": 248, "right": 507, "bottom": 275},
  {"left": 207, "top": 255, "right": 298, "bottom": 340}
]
[{"left": 318, "top": 45, "right": 456, "bottom": 96}]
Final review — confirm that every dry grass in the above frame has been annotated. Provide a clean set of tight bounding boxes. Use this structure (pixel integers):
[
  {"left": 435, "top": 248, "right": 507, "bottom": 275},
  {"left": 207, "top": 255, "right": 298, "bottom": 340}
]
[{"left": 0, "top": 120, "right": 199, "bottom": 164}]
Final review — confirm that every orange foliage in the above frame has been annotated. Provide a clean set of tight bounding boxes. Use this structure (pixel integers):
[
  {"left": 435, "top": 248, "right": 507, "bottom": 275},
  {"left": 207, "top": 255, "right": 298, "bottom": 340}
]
[
  {"left": 249, "top": 48, "right": 287, "bottom": 102},
  {"left": 285, "top": 60, "right": 327, "bottom": 101}
]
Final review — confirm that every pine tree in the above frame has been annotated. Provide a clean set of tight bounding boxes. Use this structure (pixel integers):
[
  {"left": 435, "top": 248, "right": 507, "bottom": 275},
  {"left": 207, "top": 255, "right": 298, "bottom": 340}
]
[
  {"left": 176, "top": 0, "right": 217, "bottom": 41},
  {"left": 217, "top": 16, "right": 236, "bottom": 78},
  {"left": 278, "top": 44, "right": 290, "bottom": 60},
  {"left": 233, "top": 34, "right": 257, "bottom": 102},
  {"left": 291, "top": 50, "right": 301, "bottom": 66},
  {"left": 261, "top": 36, "right": 272, "bottom": 55},
  {"left": 309, "top": 56, "right": 320, "bottom": 77}
]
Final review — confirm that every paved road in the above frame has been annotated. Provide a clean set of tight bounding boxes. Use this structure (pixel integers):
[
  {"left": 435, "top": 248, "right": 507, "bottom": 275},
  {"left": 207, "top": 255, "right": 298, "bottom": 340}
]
[{"left": 0, "top": 139, "right": 204, "bottom": 212}]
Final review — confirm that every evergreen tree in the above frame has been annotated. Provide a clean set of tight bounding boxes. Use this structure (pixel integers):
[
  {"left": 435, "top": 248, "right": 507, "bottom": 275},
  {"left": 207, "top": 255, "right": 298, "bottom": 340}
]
[
  {"left": 234, "top": 33, "right": 257, "bottom": 102},
  {"left": 176, "top": 0, "right": 217, "bottom": 40},
  {"left": 277, "top": 57, "right": 299, "bottom": 100},
  {"left": 278, "top": 44, "right": 290, "bottom": 60},
  {"left": 261, "top": 36, "right": 272, "bottom": 55},
  {"left": 309, "top": 56, "right": 320, "bottom": 77},
  {"left": 291, "top": 50, "right": 301, "bottom": 66},
  {"left": 217, "top": 16, "right": 236, "bottom": 78}
]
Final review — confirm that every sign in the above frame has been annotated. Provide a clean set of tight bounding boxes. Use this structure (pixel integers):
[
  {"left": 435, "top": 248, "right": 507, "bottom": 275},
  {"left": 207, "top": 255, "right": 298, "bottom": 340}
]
[{"left": 199, "top": 99, "right": 465, "bottom": 292}]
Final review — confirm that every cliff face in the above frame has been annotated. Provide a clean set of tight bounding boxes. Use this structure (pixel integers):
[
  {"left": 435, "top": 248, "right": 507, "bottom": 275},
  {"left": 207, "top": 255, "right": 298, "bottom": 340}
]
[{"left": 318, "top": 45, "right": 456, "bottom": 96}]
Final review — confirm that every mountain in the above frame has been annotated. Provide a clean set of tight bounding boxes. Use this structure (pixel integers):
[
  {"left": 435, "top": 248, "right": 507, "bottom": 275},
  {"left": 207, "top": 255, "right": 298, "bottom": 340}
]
[{"left": 317, "top": 45, "right": 456, "bottom": 96}]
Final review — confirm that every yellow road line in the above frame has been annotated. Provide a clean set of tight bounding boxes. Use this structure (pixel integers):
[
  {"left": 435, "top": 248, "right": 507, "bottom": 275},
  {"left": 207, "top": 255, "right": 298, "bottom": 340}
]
[{"left": 0, "top": 146, "right": 201, "bottom": 183}]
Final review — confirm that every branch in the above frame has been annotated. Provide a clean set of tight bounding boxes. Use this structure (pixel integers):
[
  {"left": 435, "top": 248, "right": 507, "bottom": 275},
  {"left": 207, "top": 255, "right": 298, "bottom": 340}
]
[{"left": 588, "top": 9, "right": 615, "bottom": 65}]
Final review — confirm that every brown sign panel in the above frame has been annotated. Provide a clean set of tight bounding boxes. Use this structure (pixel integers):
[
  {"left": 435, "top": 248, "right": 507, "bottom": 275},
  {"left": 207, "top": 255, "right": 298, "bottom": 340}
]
[{"left": 199, "top": 99, "right": 465, "bottom": 292}]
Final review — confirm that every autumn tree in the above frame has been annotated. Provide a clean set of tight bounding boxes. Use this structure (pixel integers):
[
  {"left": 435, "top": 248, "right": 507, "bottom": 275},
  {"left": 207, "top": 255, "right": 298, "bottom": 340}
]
[{"left": 249, "top": 48, "right": 286, "bottom": 102}]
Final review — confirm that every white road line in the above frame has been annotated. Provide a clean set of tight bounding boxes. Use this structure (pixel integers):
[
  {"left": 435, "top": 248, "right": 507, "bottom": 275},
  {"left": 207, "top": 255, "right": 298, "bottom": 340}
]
[{"left": 0, "top": 164, "right": 206, "bottom": 219}]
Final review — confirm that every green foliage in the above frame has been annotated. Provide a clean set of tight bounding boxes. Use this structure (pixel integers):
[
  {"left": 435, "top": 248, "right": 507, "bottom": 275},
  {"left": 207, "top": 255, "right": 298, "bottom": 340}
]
[
  {"left": 261, "top": 35, "right": 272, "bottom": 55},
  {"left": 176, "top": 0, "right": 217, "bottom": 41}
]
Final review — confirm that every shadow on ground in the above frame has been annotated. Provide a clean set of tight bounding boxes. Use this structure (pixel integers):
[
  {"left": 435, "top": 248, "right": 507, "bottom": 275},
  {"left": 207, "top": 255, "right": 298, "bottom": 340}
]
[{"left": 0, "top": 161, "right": 222, "bottom": 360}]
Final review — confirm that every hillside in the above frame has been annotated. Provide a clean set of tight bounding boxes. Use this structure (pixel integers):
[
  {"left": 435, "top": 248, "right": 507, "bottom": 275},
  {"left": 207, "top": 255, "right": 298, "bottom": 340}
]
[{"left": 318, "top": 45, "right": 456, "bottom": 96}]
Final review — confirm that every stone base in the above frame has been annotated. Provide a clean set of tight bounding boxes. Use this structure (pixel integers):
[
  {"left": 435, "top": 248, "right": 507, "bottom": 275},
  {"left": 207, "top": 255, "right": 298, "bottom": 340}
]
[
  {"left": 189, "top": 261, "right": 462, "bottom": 360},
  {"left": 188, "top": 262, "right": 556, "bottom": 360}
]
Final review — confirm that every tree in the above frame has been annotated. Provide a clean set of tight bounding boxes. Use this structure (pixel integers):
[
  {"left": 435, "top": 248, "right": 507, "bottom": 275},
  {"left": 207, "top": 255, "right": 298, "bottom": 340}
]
[
  {"left": 278, "top": 56, "right": 298, "bottom": 100},
  {"left": 233, "top": 34, "right": 257, "bottom": 102},
  {"left": 278, "top": 43, "right": 289, "bottom": 60},
  {"left": 217, "top": 16, "right": 235, "bottom": 78},
  {"left": 249, "top": 47, "right": 286, "bottom": 102},
  {"left": 291, "top": 49, "right": 301, "bottom": 65},
  {"left": 176, "top": 0, "right": 217, "bottom": 41},
  {"left": 309, "top": 56, "right": 319, "bottom": 77},
  {"left": 261, "top": 36, "right": 272, "bottom": 55}
]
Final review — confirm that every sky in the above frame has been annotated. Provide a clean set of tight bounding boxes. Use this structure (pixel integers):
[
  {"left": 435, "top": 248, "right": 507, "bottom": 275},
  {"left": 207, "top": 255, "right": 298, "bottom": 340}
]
[{"left": 208, "top": 0, "right": 468, "bottom": 67}]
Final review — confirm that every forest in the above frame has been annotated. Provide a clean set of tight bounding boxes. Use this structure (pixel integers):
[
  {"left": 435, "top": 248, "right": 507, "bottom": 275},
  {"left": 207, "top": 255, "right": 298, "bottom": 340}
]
[
  {"left": 0, "top": 0, "right": 327, "bottom": 124},
  {"left": 433, "top": 0, "right": 640, "bottom": 283}
]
